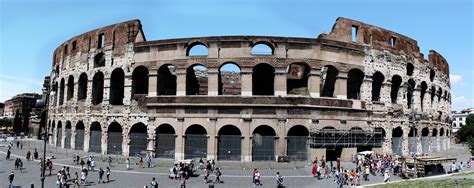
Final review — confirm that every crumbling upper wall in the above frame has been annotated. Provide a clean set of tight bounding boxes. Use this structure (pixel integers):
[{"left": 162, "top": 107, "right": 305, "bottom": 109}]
[
  {"left": 428, "top": 50, "right": 449, "bottom": 76},
  {"left": 319, "top": 17, "right": 450, "bottom": 76},
  {"left": 51, "top": 19, "right": 145, "bottom": 68}
]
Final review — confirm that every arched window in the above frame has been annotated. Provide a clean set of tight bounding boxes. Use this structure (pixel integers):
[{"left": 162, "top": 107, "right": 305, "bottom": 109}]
[
  {"left": 430, "top": 86, "right": 436, "bottom": 105},
  {"left": 347, "top": 68, "right": 365, "bottom": 99},
  {"left": 407, "top": 79, "right": 416, "bottom": 108},
  {"left": 218, "top": 63, "right": 241, "bottom": 95},
  {"left": 371, "top": 72, "right": 385, "bottom": 101},
  {"left": 430, "top": 69, "right": 435, "bottom": 82},
  {"left": 321, "top": 65, "right": 338, "bottom": 97},
  {"left": 406, "top": 63, "right": 414, "bottom": 76},
  {"left": 390, "top": 75, "right": 402, "bottom": 103},
  {"left": 77, "top": 73, "right": 88, "bottom": 101},
  {"left": 252, "top": 63, "right": 275, "bottom": 95},
  {"left": 420, "top": 82, "right": 428, "bottom": 110},
  {"left": 251, "top": 43, "right": 273, "bottom": 55},
  {"left": 437, "top": 88, "right": 443, "bottom": 102},
  {"left": 91, "top": 72, "right": 104, "bottom": 105},
  {"left": 187, "top": 43, "right": 208, "bottom": 56},
  {"left": 110, "top": 68, "right": 125, "bottom": 105},
  {"left": 132, "top": 66, "right": 149, "bottom": 97},
  {"left": 59, "top": 78, "right": 65, "bottom": 105},
  {"left": 158, "top": 64, "right": 176, "bottom": 95},
  {"left": 287, "top": 63, "right": 310, "bottom": 95},
  {"left": 67, "top": 75, "right": 74, "bottom": 100},
  {"left": 186, "top": 65, "right": 208, "bottom": 95},
  {"left": 94, "top": 52, "right": 105, "bottom": 67}
]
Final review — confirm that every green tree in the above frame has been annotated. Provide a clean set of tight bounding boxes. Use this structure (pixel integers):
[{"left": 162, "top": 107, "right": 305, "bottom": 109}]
[{"left": 457, "top": 114, "right": 474, "bottom": 143}]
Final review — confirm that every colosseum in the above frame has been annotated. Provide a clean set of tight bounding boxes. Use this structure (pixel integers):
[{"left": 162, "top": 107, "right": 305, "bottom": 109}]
[{"left": 46, "top": 17, "right": 452, "bottom": 162}]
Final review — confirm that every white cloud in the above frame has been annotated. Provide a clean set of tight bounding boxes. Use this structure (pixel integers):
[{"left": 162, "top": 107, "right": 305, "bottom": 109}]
[
  {"left": 450, "top": 74, "right": 462, "bottom": 85},
  {"left": 452, "top": 96, "right": 474, "bottom": 111}
]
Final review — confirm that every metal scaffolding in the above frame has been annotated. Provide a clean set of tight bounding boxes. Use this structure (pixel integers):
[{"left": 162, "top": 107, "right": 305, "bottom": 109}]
[{"left": 309, "top": 128, "right": 384, "bottom": 149}]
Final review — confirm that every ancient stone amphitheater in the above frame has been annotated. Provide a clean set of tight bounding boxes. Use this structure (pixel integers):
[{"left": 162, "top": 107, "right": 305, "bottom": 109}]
[{"left": 47, "top": 17, "right": 452, "bottom": 162}]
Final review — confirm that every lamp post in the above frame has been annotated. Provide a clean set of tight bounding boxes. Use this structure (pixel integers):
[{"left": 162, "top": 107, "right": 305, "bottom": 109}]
[{"left": 39, "top": 109, "right": 51, "bottom": 188}]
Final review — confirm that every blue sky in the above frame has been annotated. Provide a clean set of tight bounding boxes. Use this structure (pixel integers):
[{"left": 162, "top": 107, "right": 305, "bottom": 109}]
[{"left": 0, "top": 0, "right": 472, "bottom": 110}]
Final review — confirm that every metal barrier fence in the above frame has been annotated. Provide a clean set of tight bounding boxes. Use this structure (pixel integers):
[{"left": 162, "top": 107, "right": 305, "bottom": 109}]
[
  {"left": 75, "top": 129, "right": 84, "bottom": 150},
  {"left": 421, "top": 136, "right": 429, "bottom": 153},
  {"left": 431, "top": 137, "right": 438, "bottom": 152},
  {"left": 89, "top": 130, "right": 102, "bottom": 153},
  {"left": 155, "top": 134, "right": 175, "bottom": 158},
  {"left": 408, "top": 137, "right": 416, "bottom": 154},
  {"left": 129, "top": 132, "right": 147, "bottom": 156},
  {"left": 392, "top": 137, "right": 402, "bottom": 156},
  {"left": 184, "top": 134, "right": 207, "bottom": 159},
  {"left": 252, "top": 135, "right": 275, "bottom": 161},
  {"left": 217, "top": 135, "right": 241, "bottom": 161},
  {"left": 65, "top": 129, "right": 71, "bottom": 149},
  {"left": 440, "top": 137, "right": 444, "bottom": 151},
  {"left": 57, "top": 128, "right": 62, "bottom": 147},
  {"left": 287, "top": 136, "right": 307, "bottom": 161},
  {"left": 107, "top": 132, "right": 123, "bottom": 155}
]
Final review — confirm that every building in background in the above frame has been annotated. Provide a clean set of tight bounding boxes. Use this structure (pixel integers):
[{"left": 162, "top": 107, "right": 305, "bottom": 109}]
[
  {"left": 3, "top": 93, "right": 42, "bottom": 134},
  {"left": 452, "top": 108, "right": 474, "bottom": 133}
]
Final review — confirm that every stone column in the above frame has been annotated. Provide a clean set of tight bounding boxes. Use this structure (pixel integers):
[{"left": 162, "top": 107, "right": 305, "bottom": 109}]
[
  {"left": 413, "top": 87, "right": 421, "bottom": 112},
  {"left": 147, "top": 122, "right": 156, "bottom": 157},
  {"left": 71, "top": 125, "right": 76, "bottom": 150},
  {"left": 53, "top": 127, "right": 57, "bottom": 146},
  {"left": 207, "top": 68, "right": 219, "bottom": 96},
  {"left": 101, "top": 130, "right": 108, "bottom": 155},
  {"left": 274, "top": 69, "right": 287, "bottom": 96},
  {"left": 308, "top": 68, "right": 321, "bottom": 97},
  {"left": 383, "top": 123, "right": 392, "bottom": 154},
  {"left": 175, "top": 119, "right": 185, "bottom": 160},
  {"left": 416, "top": 126, "right": 422, "bottom": 154},
  {"left": 148, "top": 69, "right": 158, "bottom": 97},
  {"left": 381, "top": 82, "right": 392, "bottom": 104},
  {"left": 60, "top": 126, "right": 66, "bottom": 148},
  {"left": 207, "top": 118, "right": 217, "bottom": 160},
  {"left": 242, "top": 120, "right": 252, "bottom": 162},
  {"left": 176, "top": 69, "right": 186, "bottom": 96},
  {"left": 84, "top": 123, "right": 90, "bottom": 152},
  {"left": 402, "top": 125, "right": 409, "bottom": 156},
  {"left": 335, "top": 72, "right": 347, "bottom": 99},
  {"left": 361, "top": 75, "right": 372, "bottom": 102},
  {"left": 276, "top": 119, "right": 287, "bottom": 158},
  {"left": 123, "top": 125, "right": 130, "bottom": 157},
  {"left": 241, "top": 69, "right": 252, "bottom": 96}
]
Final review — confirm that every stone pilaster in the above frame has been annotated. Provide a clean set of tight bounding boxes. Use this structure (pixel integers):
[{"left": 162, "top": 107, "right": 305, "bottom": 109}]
[
  {"left": 274, "top": 69, "right": 287, "bottom": 96},
  {"left": 207, "top": 118, "right": 217, "bottom": 160},
  {"left": 308, "top": 68, "right": 321, "bottom": 97},
  {"left": 361, "top": 75, "right": 372, "bottom": 101},
  {"left": 241, "top": 69, "right": 252, "bottom": 96},
  {"left": 276, "top": 118, "right": 287, "bottom": 157},
  {"left": 207, "top": 68, "right": 219, "bottom": 96},
  {"left": 176, "top": 69, "right": 186, "bottom": 96},
  {"left": 335, "top": 72, "right": 347, "bottom": 99},
  {"left": 148, "top": 69, "right": 158, "bottom": 97}
]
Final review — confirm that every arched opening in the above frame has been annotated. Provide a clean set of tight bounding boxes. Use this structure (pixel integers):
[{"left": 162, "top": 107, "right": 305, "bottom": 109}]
[
  {"left": 321, "top": 65, "right": 339, "bottom": 97},
  {"left": 347, "top": 68, "right": 365, "bottom": 99},
  {"left": 252, "top": 63, "right": 275, "bottom": 95},
  {"left": 92, "top": 72, "right": 104, "bottom": 105},
  {"left": 440, "top": 128, "right": 445, "bottom": 151},
  {"left": 187, "top": 43, "right": 208, "bottom": 56},
  {"left": 52, "top": 82, "right": 58, "bottom": 106},
  {"left": 132, "top": 66, "right": 149, "bottom": 97},
  {"left": 75, "top": 121, "right": 85, "bottom": 150},
  {"left": 287, "top": 63, "right": 310, "bottom": 95},
  {"left": 432, "top": 128, "right": 438, "bottom": 152},
  {"left": 406, "top": 63, "right": 414, "bottom": 76},
  {"left": 408, "top": 127, "right": 418, "bottom": 154},
  {"left": 392, "top": 127, "right": 403, "bottom": 155},
  {"left": 421, "top": 127, "right": 429, "bottom": 153},
  {"left": 89, "top": 122, "right": 102, "bottom": 153},
  {"left": 65, "top": 121, "right": 72, "bottom": 149},
  {"left": 251, "top": 43, "right": 273, "bottom": 55},
  {"left": 371, "top": 72, "right": 385, "bottom": 101},
  {"left": 129, "top": 123, "right": 148, "bottom": 156},
  {"left": 94, "top": 52, "right": 105, "bottom": 67},
  {"left": 66, "top": 75, "right": 74, "bottom": 101},
  {"left": 56, "top": 121, "right": 62, "bottom": 147},
  {"left": 217, "top": 125, "right": 242, "bottom": 161},
  {"left": 184, "top": 124, "right": 207, "bottom": 159},
  {"left": 390, "top": 75, "right": 402, "bottom": 103},
  {"left": 110, "top": 68, "right": 125, "bottom": 105},
  {"left": 437, "top": 88, "right": 442, "bottom": 102},
  {"left": 155, "top": 124, "right": 175, "bottom": 158},
  {"left": 77, "top": 73, "right": 88, "bottom": 101},
  {"left": 218, "top": 62, "right": 241, "bottom": 95},
  {"left": 430, "top": 86, "right": 436, "bottom": 105},
  {"left": 252, "top": 125, "right": 276, "bottom": 161},
  {"left": 420, "top": 82, "right": 428, "bottom": 111},
  {"left": 107, "top": 122, "right": 123, "bottom": 155},
  {"left": 407, "top": 79, "right": 416, "bottom": 108},
  {"left": 59, "top": 78, "right": 65, "bottom": 105},
  {"left": 287, "top": 125, "right": 309, "bottom": 161},
  {"left": 186, "top": 64, "right": 208, "bottom": 95},
  {"left": 158, "top": 64, "right": 176, "bottom": 95},
  {"left": 430, "top": 69, "right": 435, "bottom": 82}
]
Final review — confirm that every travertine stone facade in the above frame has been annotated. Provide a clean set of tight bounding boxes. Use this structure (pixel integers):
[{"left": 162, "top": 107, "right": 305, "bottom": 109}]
[{"left": 47, "top": 18, "right": 452, "bottom": 162}]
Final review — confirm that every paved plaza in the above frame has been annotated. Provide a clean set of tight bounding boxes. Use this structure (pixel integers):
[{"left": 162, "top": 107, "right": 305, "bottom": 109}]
[{"left": 0, "top": 139, "right": 472, "bottom": 188}]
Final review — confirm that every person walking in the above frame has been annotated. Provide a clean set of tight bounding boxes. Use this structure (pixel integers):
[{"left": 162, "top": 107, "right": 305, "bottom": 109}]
[
  {"left": 98, "top": 167, "right": 104, "bottom": 184},
  {"left": 16, "top": 141, "right": 20, "bottom": 148},
  {"left": 106, "top": 167, "right": 111, "bottom": 182},
  {"left": 47, "top": 159, "right": 53, "bottom": 175},
  {"left": 74, "top": 172, "right": 80, "bottom": 187},
  {"left": 80, "top": 159, "right": 85, "bottom": 169},
  {"left": 276, "top": 172, "right": 284, "bottom": 188},
  {"left": 8, "top": 171, "right": 14, "bottom": 188},
  {"left": 26, "top": 150, "right": 31, "bottom": 161},
  {"left": 108, "top": 156, "right": 112, "bottom": 167},
  {"left": 34, "top": 148, "right": 39, "bottom": 160},
  {"left": 203, "top": 168, "right": 209, "bottom": 183},
  {"left": 214, "top": 168, "right": 222, "bottom": 184},
  {"left": 147, "top": 155, "right": 152, "bottom": 168},
  {"left": 91, "top": 159, "right": 96, "bottom": 172},
  {"left": 383, "top": 170, "right": 390, "bottom": 182},
  {"left": 254, "top": 170, "right": 262, "bottom": 186},
  {"left": 6, "top": 149, "right": 11, "bottom": 160},
  {"left": 126, "top": 158, "right": 130, "bottom": 170},
  {"left": 139, "top": 157, "right": 144, "bottom": 168},
  {"left": 150, "top": 177, "right": 158, "bottom": 188},
  {"left": 336, "top": 170, "right": 345, "bottom": 188}
]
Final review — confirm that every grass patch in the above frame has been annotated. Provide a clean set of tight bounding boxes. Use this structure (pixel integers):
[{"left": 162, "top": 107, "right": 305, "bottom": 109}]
[
  {"left": 452, "top": 171, "right": 474, "bottom": 177},
  {"left": 369, "top": 179, "right": 474, "bottom": 188}
]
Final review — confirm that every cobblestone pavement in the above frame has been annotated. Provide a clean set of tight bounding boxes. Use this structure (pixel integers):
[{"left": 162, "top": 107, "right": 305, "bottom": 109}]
[{"left": 0, "top": 139, "right": 471, "bottom": 188}]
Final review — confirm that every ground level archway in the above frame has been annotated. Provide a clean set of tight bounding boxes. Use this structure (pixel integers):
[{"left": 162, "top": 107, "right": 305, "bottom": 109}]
[
  {"left": 217, "top": 125, "right": 242, "bottom": 161},
  {"left": 129, "top": 123, "right": 148, "bottom": 156},
  {"left": 252, "top": 125, "right": 276, "bottom": 161},
  {"left": 184, "top": 124, "right": 207, "bottom": 159},
  {"left": 287, "top": 125, "right": 309, "bottom": 161},
  {"left": 89, "top": 122, "right": 102, "bottom": 153},
  {"left": 155, "top": 124, "right": 176, "bottom": 158},
  {"left": 75, "top": 121, "right": 85, "bottom": 150},
  {"left": 107, "top": 122, "right": 123, "bottom": 155}
]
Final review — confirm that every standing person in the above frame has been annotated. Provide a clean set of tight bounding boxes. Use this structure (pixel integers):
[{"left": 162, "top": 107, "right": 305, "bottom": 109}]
[
  {"left": 6, "top": 149, "right": 11, "bottom": 160},
  {"left": 126, "top": 158, "right": 130, "bottom": 170},
  {"left": 203, "top": 168, "right": 209, "bottom": 183},
  {"left": 254, "top": 170, "right": 262, "bottom": 186},
  {"left": 312, "top": 163, "right": 317, "bottom": 177},
  {"left": 81, "top": 168, "right": 86, "bottom": 184},
  {"left": 139, "top": 157, "right": 144, "bottom": 168},
  {"left": 16, "top": 141, "right": 19, "bottom": 148},
  {"left": 252, "top": 168, "right": 257, "bottom": 184},
  {"left": 8, "top": 171, "right": 14, "bottom": 188},
  {"left": 47, "top": 159, "right": 53, "bottom": 175},
  {"left": 383, "top": 170, "right": 390, "bottom": 182},
  {"left": 26, "top": 150, "right": 31, "bottom": 161},
  {"left": 106, "top": 167, "right": 111, "bottom": 182},
  {"left": 74, "top": 172, "right": 80, "bottom": 187},
  {"left": 20, "top": 142, "right": 23, "bottom": 149},
  {"left": 150, "top": 177, "right": 158, "bottom": 188},
  {"left": 80, "top": 159, "right": 85, "bottom": 169},
  {"left": 34, "top": 148, "right": 39, "bottom": 160},
  {"left": 336, "top": 170, "right": 345, "bottom": 188},
  {"left": 76, "top": 155, "right": 80, "bottom": 165},
  {"left": 90, "top": 159, "right": 96, "bottom": 172},
  {"left": 276, "top": 172, "right": 284, "bottom": 188},
  {"left": 86, "top": 157, "right": 91, "bottom": 170},
  {"left": 214, "top": 168, "right": 222, "bottom": 184},
  {"left": 98, "top": 167, "right": 104, "bottom": 184},
  {"left": 108, "top": 156, "right": 112, "bottom": 167},
  {"left": 147, "top": 155, "right": 152, "bottom": 168}
]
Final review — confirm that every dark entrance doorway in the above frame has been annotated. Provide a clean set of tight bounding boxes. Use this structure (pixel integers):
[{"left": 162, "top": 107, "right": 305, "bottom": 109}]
[
  {"left": 155, "top": 124, "right": 176, "bottom": 158},
  {"left": 218, "top": 125, "right": 242, "bottom": 161}
]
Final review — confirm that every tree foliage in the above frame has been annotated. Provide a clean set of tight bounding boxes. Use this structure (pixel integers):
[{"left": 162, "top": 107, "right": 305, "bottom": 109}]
[{"left": 457, "top": 114, "right": 474, "bottom": 143}]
